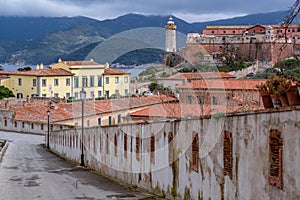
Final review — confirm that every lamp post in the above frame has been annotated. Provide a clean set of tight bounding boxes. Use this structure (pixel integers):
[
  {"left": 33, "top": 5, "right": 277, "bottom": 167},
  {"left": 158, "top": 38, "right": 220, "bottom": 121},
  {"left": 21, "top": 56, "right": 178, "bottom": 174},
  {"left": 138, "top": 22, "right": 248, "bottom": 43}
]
[
  {"left": 80, "top": 88, "right": 86, "bottom": 166},
  {"left": 47, "top": 109, "right": 50, "bottom": 149}
]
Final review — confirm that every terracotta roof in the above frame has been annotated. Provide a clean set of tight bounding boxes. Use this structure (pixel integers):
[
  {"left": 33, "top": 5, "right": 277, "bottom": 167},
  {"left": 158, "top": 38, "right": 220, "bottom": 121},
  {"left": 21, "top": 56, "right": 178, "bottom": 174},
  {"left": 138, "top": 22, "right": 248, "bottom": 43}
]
[
  {"left": 160, "top": 72, "right": 235, "bottom": 81},
  {"left": 103, "top": 68, "right": 130, "bottom": 75},
  {"left": 130, "top": 103, "right": 263, "bottom": 118},
  {"left": 177, "top": 79, "right": 266, "bottom": 90},
  {"left": 62, "top": 61, "right": 100, "bottom": 66},
  {"left": 205, "top": 26, "right": 250, "bottom": 29},
  {"left": 1, "top": 96, "right": 176, "bottom": 123},
  {"left": 0, "top": 68, "right": 73, "bottom": 77},
  {"left": 181, "top": 72, "right": 236, "bottom": 80}
]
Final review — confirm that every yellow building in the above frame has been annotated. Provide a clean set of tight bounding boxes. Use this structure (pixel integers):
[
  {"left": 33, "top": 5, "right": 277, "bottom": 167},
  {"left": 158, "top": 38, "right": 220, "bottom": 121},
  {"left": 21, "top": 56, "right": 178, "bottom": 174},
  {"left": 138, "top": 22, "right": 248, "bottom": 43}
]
[
  {"left": 103, "top": 68, "right": 131, "bottom": 98},
  {"left": 0, "top": 59, "right": 130, "bottom": 99},
  {"left": 0, "top": 67, "right": 73, "bottom": 98},
  {"left": 51, "top": 59, "right": 130, "bottom": 99}
]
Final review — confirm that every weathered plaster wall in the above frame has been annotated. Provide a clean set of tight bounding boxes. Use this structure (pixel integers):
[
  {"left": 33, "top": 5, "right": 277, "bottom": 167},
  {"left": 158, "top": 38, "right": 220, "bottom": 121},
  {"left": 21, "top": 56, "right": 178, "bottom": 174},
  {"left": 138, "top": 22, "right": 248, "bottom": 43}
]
[
  {"left": 49, "top": 108, "right": 300, "bottom": 200},
  {"left": 0, "top": 110, "right": 72, "bottom": 135}
]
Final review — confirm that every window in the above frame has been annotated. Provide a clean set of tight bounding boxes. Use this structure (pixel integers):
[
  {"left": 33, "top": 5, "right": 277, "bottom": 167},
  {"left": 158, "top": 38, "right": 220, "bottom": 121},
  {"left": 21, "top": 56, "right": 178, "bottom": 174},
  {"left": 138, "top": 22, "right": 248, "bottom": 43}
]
[
  {"left": 136, "top": 135, "right": 140, "bottom": 160},
  {"left": 106, "top": 133, "right": 109, "bottom": 154},
  {"left": 4, "top": 118, "right": 7, "bottom": 126},
  {"left": 223, "top": 131, "right": 233, "bottom": 179},
  {"left": 211, "top": 31, "right": 215, "bottom": 34},
  {"left": 74, "top": 92, "right": 78, "bottom": 99},
  {"left": 117, "top": 114, "right": 121, "bottom": 123},
  {"left": 192, "top": 133, "right": 199, "bottom": 172},
  {"left": 98, "top": 91, "right": 102, "bottom": 97},
  {"left": 108, "top": 116, "right": 112, "bottom": 125},
  {"left": 54, "top": 79, "right": 59, "bottom": 86},
  {"left": 42, "top": 94, "right": 46, "bottom": 97},
  {"left": 41, "top": 124, "right": 44, "bottom": 130},
  {"left": 124, "top": 76, "right": 129, "bottom": 83},
  {"left": 87, "top": 120, "right": 90, "bottom": 127},
  {"left": 42, "top": 79, "right": 47, "bottom": 87},
  {"left": 269, "top": 129, "right": 283, "bottom": 189},
  {"left": 105, "top": 91, "right": 109, "bottom": 98},
  {"left": 54, "top": 93, "right": 59, "bottom": 98},
  {"left": 31, "top": 123, "right": 34, "bottom": 129},
  {"left": 14, "top": 121, "right": 17, "bottom": 128},
  {"left": 90, "top": 91, "right": 94, "bottom": 99},
  {"left": 125, "top": 89, "right": 128, "bottom": 95},
  {"left": 198, "top": 96, "right": 204, "bottom": 104},
  {"left": 98, "top": 118, "right": 101, "bottom": 126},
  {"left": 97, "top": 76, "right": 102, "bottom": 87},
  {"left": 168, "top": 132, "right": 174, "bottom": 165},
  {"left": 74, "top": 122, "right": 78, "bottom": 126},
  {"left": 187, "top": 96, "right": 192, "bottom": 104},
  {"left": 223, "top": 30, "right": 226, "bottom": 34},
  {"left": 115, "top": 77, "right": 119, "bottom": 84},
  {"left": 124, "top": 133, "right": 127, "bottom": 158},
  {"left": 150, "top": 135, "right": 155, "bottom": 163},
  {"left": 115, "top": 90, "right": 119, "bottom": 95},
  {"left": 232, "top": 30, "right": 236, "bottom": 34},
  {"left": 22, "top": 122, "right": 25, "bottom": 128},
  {"left": 90, "top": 76, "right": 95, "bottom": 87},
  {"left": 32, "top": 79, "right": 37, "bottom": 87},
  {"left": 66, "top": 93, "right": 70, "bottom": 99},
  {"left": 212, "top": 96, "right": 218, "bottom": 105},
  {"left": 114, "top": 134, "right": 118, "bottom": 156},
  {"left": 82, "top": 76, "right": 88, "bottom": 87},
  {"left": 105, "top": 77, "right": 109, "bottom": 84},
  {"left": 74, "top": 76, "right": 79, "bottom": 88},
  {"left": 18, "top": 78, "right": 22, "bottom": 86},
  {"left": 66, "top": 78, "right": 70, "bottom": 86}
]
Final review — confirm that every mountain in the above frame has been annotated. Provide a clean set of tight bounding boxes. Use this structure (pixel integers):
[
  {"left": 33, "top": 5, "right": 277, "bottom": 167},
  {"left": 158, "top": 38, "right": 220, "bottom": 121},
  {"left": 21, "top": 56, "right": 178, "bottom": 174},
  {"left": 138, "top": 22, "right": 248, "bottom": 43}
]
[{"left": 0, "top": 11, "right": 297, "bottom": 65}]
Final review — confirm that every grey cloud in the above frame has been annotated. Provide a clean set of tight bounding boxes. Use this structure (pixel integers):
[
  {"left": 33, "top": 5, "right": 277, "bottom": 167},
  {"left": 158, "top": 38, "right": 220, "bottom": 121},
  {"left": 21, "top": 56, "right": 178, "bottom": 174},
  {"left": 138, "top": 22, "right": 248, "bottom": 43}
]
[{"left": 0, "top": 0, "right": 295, "bottom": 22}]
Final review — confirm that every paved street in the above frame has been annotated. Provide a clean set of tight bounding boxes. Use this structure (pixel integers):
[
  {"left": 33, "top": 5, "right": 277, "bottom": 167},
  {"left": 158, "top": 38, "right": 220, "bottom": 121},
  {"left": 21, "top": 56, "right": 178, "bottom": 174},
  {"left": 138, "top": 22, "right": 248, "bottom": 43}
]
[{"left": 0, "top": 131, "right": 155, "bottom": 200}]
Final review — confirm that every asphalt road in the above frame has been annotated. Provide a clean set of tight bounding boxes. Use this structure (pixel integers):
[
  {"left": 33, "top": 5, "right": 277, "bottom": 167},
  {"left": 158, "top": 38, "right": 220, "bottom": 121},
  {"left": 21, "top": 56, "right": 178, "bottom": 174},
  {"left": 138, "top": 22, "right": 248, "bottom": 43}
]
[{"left": 0, "top": 131, "right": 156, "bottom": 200}]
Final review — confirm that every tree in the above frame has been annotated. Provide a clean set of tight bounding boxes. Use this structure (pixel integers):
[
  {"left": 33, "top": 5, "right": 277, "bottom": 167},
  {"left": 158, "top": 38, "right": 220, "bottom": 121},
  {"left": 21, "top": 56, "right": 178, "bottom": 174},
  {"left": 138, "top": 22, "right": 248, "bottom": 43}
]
[{"left": 0, "top": 86, "right": 15, "bottom": 99}]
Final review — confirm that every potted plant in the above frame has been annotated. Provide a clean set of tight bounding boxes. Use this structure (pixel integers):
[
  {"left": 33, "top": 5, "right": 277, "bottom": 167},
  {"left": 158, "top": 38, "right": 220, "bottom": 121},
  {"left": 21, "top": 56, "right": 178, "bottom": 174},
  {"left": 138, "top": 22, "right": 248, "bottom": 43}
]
[
  {"left": 266, "top": 75, "right": 291, "bottom": 108},
  {"left": 286, "top": 80, "right": 300, "bottom": 106},
  {"left": 256, "top": 82, "right": 273, "bottom": 109}
]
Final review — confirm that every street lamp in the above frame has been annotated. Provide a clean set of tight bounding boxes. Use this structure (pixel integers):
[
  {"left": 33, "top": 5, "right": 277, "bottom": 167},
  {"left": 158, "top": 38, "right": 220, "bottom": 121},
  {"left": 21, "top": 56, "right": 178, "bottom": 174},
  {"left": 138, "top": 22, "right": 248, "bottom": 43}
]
[
  {"left": 80, "top": 88, "right": 86, "bottom": 166},
  {"left": 47, "top": 109, "right": 50, "bottom": 149}
]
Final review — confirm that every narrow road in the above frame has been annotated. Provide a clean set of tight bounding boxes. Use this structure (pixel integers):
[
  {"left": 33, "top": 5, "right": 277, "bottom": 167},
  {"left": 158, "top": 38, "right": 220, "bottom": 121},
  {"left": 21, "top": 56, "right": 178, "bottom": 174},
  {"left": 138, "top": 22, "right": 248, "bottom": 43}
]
[{"left": 0, "top": 131, "right": 155, "bottom": 200}]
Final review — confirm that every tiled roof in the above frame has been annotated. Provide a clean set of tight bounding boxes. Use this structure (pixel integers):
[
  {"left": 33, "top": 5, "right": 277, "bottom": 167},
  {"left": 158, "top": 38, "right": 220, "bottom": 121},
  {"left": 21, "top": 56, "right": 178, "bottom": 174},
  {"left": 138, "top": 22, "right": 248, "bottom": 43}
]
[
  {"left": 160, "top": 72, "right": 235, "bottom": 81},
  {"left": 103, "top": 68, "right": 130, "bottom": 75},
  {"left": 0, "top": 68, "right": 73, "bottom": 76},
  {"left": 62, "top": 61, "right": 100, "bottom": 66},
  {"left": 181, "top": 72, "right": 236, "bottom": 80},
  {"left": 205, "top": 26, "right": 250, "bottom": 29},
  {"left": 177, "top": 79, "right": 266, "bottom": 90},
  {"left": 130, "top": 103, "right": 263, "bottom": 118},
  {"left": 1, "top": 96, "right": 176, "bottom": 123}
]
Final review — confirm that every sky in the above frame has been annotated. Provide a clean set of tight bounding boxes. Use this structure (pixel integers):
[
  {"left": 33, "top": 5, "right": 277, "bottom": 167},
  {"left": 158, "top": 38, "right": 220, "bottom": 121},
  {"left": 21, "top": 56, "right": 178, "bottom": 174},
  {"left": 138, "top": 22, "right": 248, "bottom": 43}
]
[{"left": 0, "top": 0, "right": 296, "bottom": 22}]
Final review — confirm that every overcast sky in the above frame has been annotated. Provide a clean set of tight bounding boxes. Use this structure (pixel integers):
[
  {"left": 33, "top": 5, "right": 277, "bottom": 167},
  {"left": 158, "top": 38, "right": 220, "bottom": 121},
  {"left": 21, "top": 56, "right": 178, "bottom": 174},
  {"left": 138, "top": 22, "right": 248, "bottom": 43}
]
[{"left": 0, "top": 0, "right": 295, "bottom": 22}]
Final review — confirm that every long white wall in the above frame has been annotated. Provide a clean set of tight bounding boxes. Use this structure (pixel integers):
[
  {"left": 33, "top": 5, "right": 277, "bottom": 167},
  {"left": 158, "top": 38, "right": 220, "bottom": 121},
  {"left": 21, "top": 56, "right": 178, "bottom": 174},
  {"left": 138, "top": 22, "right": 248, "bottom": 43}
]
[{"left": 49, "top": 108, "right": 300, "bottom": 199}]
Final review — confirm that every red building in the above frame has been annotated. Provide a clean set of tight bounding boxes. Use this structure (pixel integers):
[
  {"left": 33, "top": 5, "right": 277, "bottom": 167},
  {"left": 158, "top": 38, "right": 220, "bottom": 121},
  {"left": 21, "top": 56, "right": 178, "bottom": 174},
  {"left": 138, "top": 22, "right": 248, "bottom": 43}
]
[{"left": 202, "top": 24, "right": 300, "bottom": 39}]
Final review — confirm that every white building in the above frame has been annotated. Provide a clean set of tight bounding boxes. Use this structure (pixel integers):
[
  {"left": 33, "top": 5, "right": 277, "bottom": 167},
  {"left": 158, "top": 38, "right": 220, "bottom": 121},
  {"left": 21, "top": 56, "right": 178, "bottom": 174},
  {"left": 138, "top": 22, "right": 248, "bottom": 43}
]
[{"left": 165, "top": 17, "right": 177, "bottom": 52}]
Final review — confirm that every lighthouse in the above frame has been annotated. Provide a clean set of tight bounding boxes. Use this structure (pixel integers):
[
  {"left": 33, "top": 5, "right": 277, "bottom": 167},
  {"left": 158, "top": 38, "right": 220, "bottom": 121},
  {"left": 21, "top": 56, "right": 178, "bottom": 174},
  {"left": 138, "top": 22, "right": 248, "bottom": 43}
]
[{"left": 165, "top": 16, "right": 177, "bottom": 52}]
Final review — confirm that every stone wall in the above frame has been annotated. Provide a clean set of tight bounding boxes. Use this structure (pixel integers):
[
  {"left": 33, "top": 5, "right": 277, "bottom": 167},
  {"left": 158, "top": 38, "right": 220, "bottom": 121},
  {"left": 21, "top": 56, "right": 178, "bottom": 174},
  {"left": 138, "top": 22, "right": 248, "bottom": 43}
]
[
  {"left": 185, "top": 42, "right": 297, "bottom": 65},
  {"left": 49, "top": 108, "right": 300, "bottom": 200}
]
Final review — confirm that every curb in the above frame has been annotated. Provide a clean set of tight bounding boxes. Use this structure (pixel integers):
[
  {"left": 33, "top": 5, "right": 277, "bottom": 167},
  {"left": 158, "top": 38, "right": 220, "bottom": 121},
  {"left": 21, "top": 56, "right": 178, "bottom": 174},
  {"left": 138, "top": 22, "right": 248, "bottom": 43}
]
[{"left": 0, "top": 141, "right": 9, "bottom": 162}]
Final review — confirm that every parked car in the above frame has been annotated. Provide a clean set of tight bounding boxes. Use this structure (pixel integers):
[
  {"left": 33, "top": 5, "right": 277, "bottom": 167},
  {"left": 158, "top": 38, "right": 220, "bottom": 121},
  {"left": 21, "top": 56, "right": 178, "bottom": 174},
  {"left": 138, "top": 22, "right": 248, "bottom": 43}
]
[{"left": 246, "top": 72, "right": 256, "bottom": 77}]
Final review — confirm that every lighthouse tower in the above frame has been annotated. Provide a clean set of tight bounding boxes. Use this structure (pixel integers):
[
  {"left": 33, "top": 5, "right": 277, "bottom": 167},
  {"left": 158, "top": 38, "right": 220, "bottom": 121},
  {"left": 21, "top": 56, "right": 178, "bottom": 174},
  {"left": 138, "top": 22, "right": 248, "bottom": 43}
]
[{"left": 165, "top": 16, "right": 177, "bottom": 52}]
